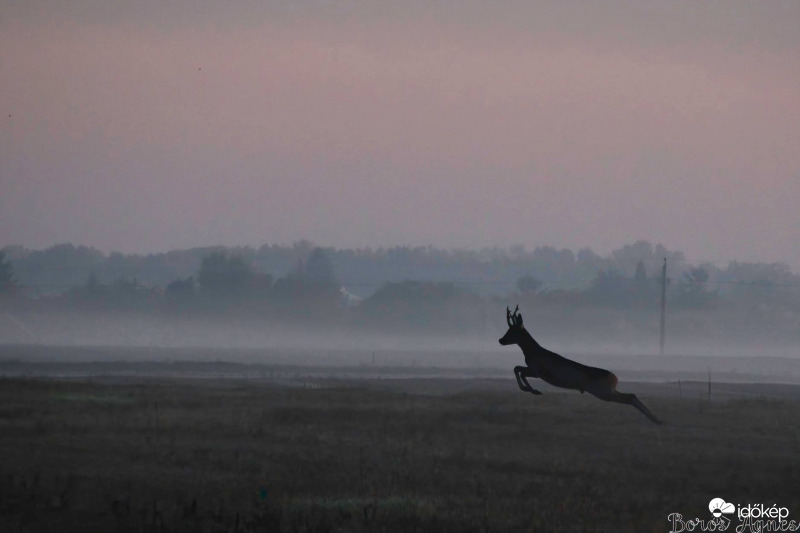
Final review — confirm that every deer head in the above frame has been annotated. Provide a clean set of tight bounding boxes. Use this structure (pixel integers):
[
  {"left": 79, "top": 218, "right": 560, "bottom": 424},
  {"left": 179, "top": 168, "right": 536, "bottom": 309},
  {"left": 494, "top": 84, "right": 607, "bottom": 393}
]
[{"left": 499, "top": 305, "right": 525, "bottom": 345}]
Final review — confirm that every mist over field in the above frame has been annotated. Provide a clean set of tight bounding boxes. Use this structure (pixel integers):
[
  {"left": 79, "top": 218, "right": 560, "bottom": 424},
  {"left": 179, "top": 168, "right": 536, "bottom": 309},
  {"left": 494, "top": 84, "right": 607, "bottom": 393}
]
[{"left": 1, "top": 304, "right": 799, "bottom": 359}]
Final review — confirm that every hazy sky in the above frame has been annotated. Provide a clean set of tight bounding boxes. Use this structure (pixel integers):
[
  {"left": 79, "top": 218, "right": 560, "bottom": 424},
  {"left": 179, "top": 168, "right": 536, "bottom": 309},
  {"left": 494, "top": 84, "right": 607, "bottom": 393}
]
[{"left": 2, "top": 1, "right": 799, "bottom": 269}]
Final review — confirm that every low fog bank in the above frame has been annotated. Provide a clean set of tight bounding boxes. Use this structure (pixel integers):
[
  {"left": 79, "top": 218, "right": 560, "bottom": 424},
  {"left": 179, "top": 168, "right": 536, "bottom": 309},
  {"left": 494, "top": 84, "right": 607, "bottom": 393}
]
[
  {"left": 2, "top": 344, "right": 800, "bottom": 385},
  {"left": 0, "top": 309, "right": 798, "bottom": 358},
  {"left": 1, "top": 309, "right": 799, "bottom": 384}
]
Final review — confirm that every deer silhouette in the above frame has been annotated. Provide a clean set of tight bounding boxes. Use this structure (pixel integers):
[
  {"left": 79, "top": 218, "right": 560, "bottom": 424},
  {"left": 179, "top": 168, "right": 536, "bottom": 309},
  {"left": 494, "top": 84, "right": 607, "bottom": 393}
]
[{"left": 499, "top": 306, "right": 662, "bottom": 425}]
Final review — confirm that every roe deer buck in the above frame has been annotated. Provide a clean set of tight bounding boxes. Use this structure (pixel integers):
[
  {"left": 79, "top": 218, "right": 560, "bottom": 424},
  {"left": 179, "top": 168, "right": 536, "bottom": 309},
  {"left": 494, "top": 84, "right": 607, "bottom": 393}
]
[{"left": 499, "top": 306, "right": 662, "bottom": 425}]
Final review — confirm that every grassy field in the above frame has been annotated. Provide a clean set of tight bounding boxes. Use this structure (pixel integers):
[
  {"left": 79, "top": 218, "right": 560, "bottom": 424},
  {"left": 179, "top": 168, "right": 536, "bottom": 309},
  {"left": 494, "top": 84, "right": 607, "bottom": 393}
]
[{"left": 1, "top": 373, "right": 799, "bottom": 532}]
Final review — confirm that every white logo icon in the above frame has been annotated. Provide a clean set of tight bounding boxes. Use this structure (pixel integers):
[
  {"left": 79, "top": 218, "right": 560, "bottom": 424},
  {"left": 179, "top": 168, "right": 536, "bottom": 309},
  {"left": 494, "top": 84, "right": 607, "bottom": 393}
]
[{"left": 709, "top": 498, "right": 735, "bottom": 518}]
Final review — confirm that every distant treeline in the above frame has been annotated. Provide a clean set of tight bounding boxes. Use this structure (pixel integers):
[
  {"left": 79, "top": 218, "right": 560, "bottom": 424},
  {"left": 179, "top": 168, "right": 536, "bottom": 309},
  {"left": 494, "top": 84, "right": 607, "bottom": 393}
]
[
  {"left": 3, "top": 240, "right": 798, "bottom": 299},
  {"left": 1, "top": 241, "right": 799, "bottom": 348}
]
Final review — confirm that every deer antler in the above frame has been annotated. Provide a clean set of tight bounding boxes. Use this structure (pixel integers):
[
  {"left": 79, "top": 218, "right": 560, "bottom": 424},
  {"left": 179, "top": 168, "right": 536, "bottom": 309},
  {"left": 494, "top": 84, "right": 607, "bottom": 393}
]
[{"left": 507, "top": 306, "right": 512, "bottom": 327}]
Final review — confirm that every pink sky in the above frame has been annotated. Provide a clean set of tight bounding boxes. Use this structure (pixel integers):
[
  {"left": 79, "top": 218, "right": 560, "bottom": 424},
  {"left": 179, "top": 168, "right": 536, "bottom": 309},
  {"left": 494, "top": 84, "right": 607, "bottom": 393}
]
[{"left": 2, "top": 1, "right": 799, "bottom": 269}]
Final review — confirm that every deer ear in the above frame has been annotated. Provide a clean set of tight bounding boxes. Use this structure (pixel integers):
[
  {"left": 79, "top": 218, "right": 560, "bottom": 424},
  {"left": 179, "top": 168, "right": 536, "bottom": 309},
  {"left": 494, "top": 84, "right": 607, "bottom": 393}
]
[
  {"left": 506, "top": 307, "right": 512, "bottom": 327},
  {"left": 517, "top": 313, "right": 523, "bottom": 326}
]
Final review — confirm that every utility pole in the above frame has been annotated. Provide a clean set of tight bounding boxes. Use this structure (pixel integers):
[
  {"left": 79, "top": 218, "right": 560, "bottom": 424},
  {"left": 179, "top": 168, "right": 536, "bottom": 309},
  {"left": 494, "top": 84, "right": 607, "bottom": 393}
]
[{"left": 659, "top": 257, "right": 667, "bottom": 356}]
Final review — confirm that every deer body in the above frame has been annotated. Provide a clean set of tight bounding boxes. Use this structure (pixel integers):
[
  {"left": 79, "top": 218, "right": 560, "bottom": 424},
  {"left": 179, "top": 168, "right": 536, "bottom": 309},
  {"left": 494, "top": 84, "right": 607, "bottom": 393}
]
[
  {"left": 500, "top": 306, "right": 662, "bottom": 425},
  {"left": 515, "top": 330, "right": 608, "bottom": 392}
]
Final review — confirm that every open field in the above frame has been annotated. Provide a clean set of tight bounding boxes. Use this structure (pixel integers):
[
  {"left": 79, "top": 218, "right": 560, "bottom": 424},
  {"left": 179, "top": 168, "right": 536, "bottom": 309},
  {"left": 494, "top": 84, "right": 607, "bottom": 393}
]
[{"left": 2, "top": 355, "right": 800, "bottom": 532}]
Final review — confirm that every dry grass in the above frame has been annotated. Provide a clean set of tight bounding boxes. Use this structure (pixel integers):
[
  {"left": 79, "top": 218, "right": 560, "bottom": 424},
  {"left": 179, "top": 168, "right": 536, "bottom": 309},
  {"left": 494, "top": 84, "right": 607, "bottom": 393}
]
[{"left": 1, "top": 376, "right": 799, "bottom": 532}]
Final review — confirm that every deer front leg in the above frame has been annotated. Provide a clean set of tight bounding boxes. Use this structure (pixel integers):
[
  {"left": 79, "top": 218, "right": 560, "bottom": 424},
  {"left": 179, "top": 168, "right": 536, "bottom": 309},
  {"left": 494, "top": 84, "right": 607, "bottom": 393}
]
[{"left": 513, "top": 366, "right": 542, "bottom": 395}]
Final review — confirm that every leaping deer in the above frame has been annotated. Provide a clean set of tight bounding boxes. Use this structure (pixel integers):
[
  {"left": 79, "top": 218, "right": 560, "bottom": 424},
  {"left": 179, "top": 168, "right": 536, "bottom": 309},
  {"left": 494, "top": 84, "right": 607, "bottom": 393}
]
[{"left": 499, "top": 306, "right": 662, "bottom": 425}]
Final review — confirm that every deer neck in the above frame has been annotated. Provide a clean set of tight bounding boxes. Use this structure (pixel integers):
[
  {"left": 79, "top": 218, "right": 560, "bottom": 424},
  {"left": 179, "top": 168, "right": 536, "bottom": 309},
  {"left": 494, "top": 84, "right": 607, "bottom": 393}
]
[{"left": 518, "top": 329, "right": 544, "bottom": 356}]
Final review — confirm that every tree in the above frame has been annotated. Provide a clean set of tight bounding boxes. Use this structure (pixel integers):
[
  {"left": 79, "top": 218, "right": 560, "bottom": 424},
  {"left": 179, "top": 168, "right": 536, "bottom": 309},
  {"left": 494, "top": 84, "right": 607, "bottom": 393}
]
[
  {"left": 271, "top": 248, "right": 340, "bottom": 314},
  {"left": 305, "top": 247, "right": 339, "bottom": 287},
  {"left": 684, "top": 267, "right": 709, "bottom": 286},
  {"left": 585, "top": 269, "right": 631, "bottom": 307},
  {"left": 575, "top": 247, "right": 604, "bottom": 280},
  {"left": 634, "top": 261, "right": 647, "bottom": 282},
  {"left": 611, "top": 241, "right": 654, "bottom": 275},
  {"left": 675, "top": 267, "right": 716, "bottom": 308},
  {"left": 517, "top": 274, "right": 543, "bottom": 295},
  {"left": 633, "top": 260, "right": 649, "bottom": 295},
  {"left": 359, "top": 280, "right": 465, "bottom": 331},
  {"left": 0, "top": 251, "right": 16, "bottom": 294},
  {"left": 197, "top": 252, "right": 251, "bottom": 293},
  {"left": 165, "top": 276, "right": 195, "bottom": 309}
]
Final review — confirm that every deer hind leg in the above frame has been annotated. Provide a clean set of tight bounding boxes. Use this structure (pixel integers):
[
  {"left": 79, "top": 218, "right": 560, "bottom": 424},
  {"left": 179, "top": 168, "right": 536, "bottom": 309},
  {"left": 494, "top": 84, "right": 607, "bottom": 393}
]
[
  {"left": 610, "top": 392, "right": 663, "bottom": 425},
  {"left": 588, "top": 373, "right": 662, "bottom": 425},
  {"left": 513, "top": 366, "right": 542, "bottom": 395}
]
